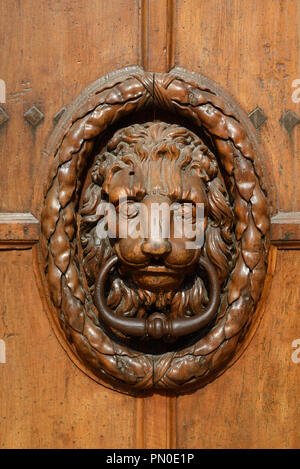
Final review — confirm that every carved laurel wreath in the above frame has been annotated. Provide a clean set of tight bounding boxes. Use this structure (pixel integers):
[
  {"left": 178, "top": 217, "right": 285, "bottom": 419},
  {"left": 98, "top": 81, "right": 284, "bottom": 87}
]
[{"left": 40, "top": 67, "right": 270, "bottom": 394}]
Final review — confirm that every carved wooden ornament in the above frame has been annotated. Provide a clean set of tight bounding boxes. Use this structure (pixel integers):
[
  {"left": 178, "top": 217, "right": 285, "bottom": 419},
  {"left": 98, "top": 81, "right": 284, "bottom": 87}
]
[{"left": 39, "top": 67, "right": 270, "bottom": 394}]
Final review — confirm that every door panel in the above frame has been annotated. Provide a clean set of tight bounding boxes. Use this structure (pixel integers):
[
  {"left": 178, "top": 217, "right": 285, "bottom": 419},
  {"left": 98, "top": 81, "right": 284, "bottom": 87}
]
[
  {"left": 174, "top": 0, "right": 300, "bottom": 212},
  {"left": 0, "top": 0, "right": 141, "bottom": 213},
  {"left": 0, "top": 0, "right": 299, "bottom": 449},
  {"left": 0, "top": 250, "right": 137, "bottom": 449},
  {"left": 176, "top": 250, "right": 300, "bottom": 449}
]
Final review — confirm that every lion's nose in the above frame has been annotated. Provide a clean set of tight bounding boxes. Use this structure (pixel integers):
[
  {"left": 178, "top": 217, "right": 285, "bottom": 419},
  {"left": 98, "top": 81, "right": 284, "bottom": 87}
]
[{"left": 141, "top": 239, "right": 172, "bottom": 257}]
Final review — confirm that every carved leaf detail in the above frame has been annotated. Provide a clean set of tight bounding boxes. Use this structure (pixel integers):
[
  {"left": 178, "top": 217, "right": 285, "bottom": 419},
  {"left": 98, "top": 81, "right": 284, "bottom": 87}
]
[
  {"left": 227, "top": 254, "right": 250, "bottom": 305},
  {"left": 250, "top": 184, "right": 269, "bottom": 235},
  {"left": 241, "top": 213, "right": 262, "bottom": 270},
  {"left": 58, "top": 122, "right": 85, "bottom": 165},
  {"left": 50, "top": 216, "right": 70, "bottom": 274},
  {"left": 234, "top": 155, "right": 256, "bottom": 201},
  {"left": 224, "top": 296, "right": 253, "bottom": 339},
  {"left": 159, "top": 356, "right": 209, "bottom": 387},
  {"left": 250, "top": 257, "right": 267, "bottom": 303},
  {"left": 65, "top": 262, "right": 85, "bottom": 304},
  {"left": 62, "top": 203, "right": 75, "bottom": 240},
  {"left": 234, "top": 191, "right": 249, "bottom": 240},
  {"left": 61, "top": 278, "right": 85, "bottom": 332},
  {"left": 84, "top": 317, "right": 115, "bottom": 355},
  {"left": 41, "top": 177, "right": 60, "bottom": 240},
  {"left": 215, "top": 139, "right": 235, "bottom": 174},
  {"left": 193, "top": 320, "right": 226, "bottom": 355},
  {"left": 197, "top": 105, "right": 231, "bottom": 139},
  {"left": 58, "top": 158, "right": 78, "bottom": 208},
  {"left": 47, "top": 251, "right": 62, "bottom": 307},
  {"left": 209, "top": 335, "right": 239, "bottom": 371}
]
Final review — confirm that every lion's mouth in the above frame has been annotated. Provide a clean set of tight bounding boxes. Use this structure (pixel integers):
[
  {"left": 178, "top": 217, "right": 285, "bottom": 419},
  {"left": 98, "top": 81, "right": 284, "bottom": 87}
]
[
  {"left": 118, "top": 258, "right": 198, "bottom": 276},
  {"left": 130, "top": 261, "right": 186, "bottom": 292},
  {"left": 138, "top": 264, "right": 180, "bottom": 275}
]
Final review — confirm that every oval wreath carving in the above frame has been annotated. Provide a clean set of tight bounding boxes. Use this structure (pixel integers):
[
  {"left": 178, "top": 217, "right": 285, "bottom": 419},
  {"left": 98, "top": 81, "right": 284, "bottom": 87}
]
[{"left": 39, "top": 66, "right": 270, "bottom": 394}]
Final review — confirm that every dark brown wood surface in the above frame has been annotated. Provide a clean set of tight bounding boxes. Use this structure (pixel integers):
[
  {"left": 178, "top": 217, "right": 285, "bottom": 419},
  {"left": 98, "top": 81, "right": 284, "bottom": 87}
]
[{"left": 0, "top": 0, "right": 299, "bottom": 449}]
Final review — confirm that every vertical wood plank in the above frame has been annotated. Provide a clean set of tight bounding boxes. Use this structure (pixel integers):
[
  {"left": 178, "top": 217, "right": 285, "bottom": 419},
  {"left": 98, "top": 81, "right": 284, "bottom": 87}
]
[
  {"left": 140, "top": 0, "right": 175, "bottom": 72},
  {"left": 0, "top": 0, "right": 143, "bottom": 449},
  {"left": 174, "top": 0, "right": 300, "bottom": 213},
  {"left": 0, "top": 250, "right": 137, "bottom": 449},
  {"left": 166, "top": 393, "right": 177, "bottom": 449},
  {"left": 138, "top": 0, "right": 178, "bottom": 448},
  {"left": 0, "top": 0, "right": 141, "bottom": 214},
  {"left": 176, "top": 250, "right": 300, "bottom": 449},
  {"left": 135, "top": 393, "right": 176, "bottom": 449}
]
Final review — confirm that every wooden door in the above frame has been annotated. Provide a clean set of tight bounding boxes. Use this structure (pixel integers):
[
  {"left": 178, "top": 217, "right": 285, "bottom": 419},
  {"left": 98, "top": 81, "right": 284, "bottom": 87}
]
[{"left": 0, "top": 0, "right": 299, "bottom": 449}]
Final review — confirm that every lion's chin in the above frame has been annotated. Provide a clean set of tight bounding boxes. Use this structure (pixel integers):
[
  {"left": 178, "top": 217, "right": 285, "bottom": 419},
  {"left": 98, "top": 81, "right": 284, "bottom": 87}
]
[{"left": 131, "top": 271, "right": 184, "bottom": 292}]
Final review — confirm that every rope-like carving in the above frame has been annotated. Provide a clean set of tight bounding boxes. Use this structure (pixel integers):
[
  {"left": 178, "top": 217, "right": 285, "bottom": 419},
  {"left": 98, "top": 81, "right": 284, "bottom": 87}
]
[{"left": 40, "top": 67, "right": 270, "bottom": 393}]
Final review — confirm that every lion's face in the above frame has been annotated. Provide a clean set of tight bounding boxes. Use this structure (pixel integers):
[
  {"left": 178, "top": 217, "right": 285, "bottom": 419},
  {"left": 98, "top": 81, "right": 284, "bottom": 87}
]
[
  {"left": 106, "top": 160, "right": 207, "bottom": 292},
  {"left": 81, "top": 122, "right": 234, "bottom": 320}
]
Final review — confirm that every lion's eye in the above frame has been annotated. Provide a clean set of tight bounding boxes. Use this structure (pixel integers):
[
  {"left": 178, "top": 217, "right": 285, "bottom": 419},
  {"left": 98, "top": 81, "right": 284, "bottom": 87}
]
[
  {"left": 173, "top": 203, "right": 196, "bottom": 223},
  {"left": 118, "top": 201, "right": 140, "bottom": 219}
]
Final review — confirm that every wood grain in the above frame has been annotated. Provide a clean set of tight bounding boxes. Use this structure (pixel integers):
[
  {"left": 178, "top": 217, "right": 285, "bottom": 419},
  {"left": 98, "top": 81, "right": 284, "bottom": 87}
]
[
  {"left": 138, "top": 1, "right": 177, "bottom": 448},
  {"left": 271, "top": 211, "right": 300, "bottom": 248},
  {"left": 0, "top": 213, "right": 39, "bottom": 248},
  {"left": 140, "top": 0, "right": 175, "bottom": 72},
  {"left": 0, "top": 0, "right": 299, "bottom": 450},
  {"left": 0, "top": 250, "right": 137, "bottom": 449},
  {"left": 176, "top": 250, "right": 300, "bottom": 449},
  {"left": 172, "top": 2, "right": 300, "bottom": 446},
  {"left": 0, "top": 0, "right": 141, "bottom": 214},
  {"left": 174, "top": 0, "right": 300, "bottom": 213},
  {"left": 0, "top": 0, "right": 142, "bottom": 449},
  {"left": 135, "top": 393, "right": 176, "bottom": 449}
]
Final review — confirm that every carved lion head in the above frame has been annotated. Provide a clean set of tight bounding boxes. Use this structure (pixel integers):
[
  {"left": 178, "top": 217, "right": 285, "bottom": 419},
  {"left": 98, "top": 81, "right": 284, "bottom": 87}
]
[{"left": 80, "top": 122, "right": 234, "bottom": 322}]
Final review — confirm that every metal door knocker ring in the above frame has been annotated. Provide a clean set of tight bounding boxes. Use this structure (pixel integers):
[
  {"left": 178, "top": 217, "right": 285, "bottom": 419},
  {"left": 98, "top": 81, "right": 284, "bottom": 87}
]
[{"left": 94, "top": 255, "right": 221, "bottom": 339}]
